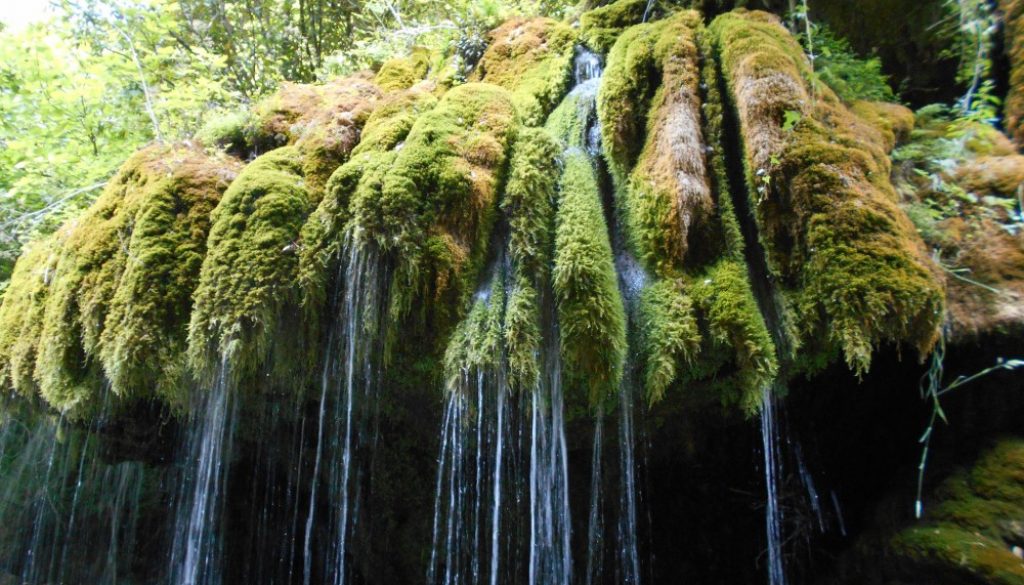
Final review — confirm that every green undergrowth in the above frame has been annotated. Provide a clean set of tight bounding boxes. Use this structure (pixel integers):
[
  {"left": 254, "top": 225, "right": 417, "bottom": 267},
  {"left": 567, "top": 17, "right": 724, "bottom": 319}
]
[
  {"left": 891, "top": 438, "right": 1024, "bottom": 584},
  {"left": 711, "top": 9, "right": 944, "bottom": 376},
  {"left": 472, "top": 18, "right": 576, "bottom": 126}
]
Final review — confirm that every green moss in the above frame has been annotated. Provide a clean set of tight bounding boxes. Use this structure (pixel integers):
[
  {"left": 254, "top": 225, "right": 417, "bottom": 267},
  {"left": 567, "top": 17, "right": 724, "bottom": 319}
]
[
  {"left": 551, "top": 149, "right": 626, "bottom": 405},
  {"left": 599, "top": 11, "right": 711, "bottom": 275},
  {"left": 472, "top": 18, "right": 576, "bottom": 126},
  {"left": 580, "top": 0, "right": 648, "bottom": 54},
  {"left": 299, "top": 86, "right": 439, "bottom": 319},
  {"left": 21, "top": 146, "right": 238, "bottom": 416},
  {"left": 850, "top": 100, "right": 915, "bottom": 151},
  {"left": 638, "top": 279, "right": 700, "bottom": 404},
  {"left": 502, "top": 127, "right": 561, "bottom": 279},
  {"left": 97, "top": 148, "right": 239, "bottom": 406},
  {"left": 891, "top": 439, "right": 1024, "bottom": 585},
  {"left": 690, "top": 260, "right": 777, "bottom": 413},
  {"left": 374, "top": 47, "right": 431, "bottom": 91},
  {"left": 352, "top": 86, "right": 438, "bottom": 156},
  {"left": 443, "top": 274, "right": 505, "bottom": 390},
  {"left": 500, "top": 127, "right": 562, "bottom": 391},
  {"left": 350, "top": 83, "right": 519, "bottom": 340},
  {"left": 710, "top": 10, "right": 944, "bottom": 375},
  {"left": 504, "top": 277, "right": 542, "bottom": 391},
  {"left": 187, "top": 146, "right": 311, "bottom": 385},
  {"left": 196, "top": 110, "right": 256, "bottom": 154},
  {"left": 0, "top": 234, "right": 64, "bottom": 398}
]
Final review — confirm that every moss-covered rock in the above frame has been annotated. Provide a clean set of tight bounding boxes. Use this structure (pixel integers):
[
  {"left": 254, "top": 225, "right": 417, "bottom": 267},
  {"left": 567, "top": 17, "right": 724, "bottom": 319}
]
[
  {"left": 851, "top": 100, "right": 916, "bottom": 152},
  {"left": 893, "top": 111, "right": 1024, "bottom": 339},
  {"left": 374, "top": 47, "right": 431, "bottom": 91},
  {"left": 501, "top": 128, "right": 562, "bottom": 391},
  {"left": 711, "top": 10, "right": 945, "bottom": 375},
  {"left": 471, "top": 17, "right": 576, "bottom": 126},
  {"left": 599, "top": 10, "right": 712, "bottom": 274},
  {"left": 0, "top": 233, "right": 65, "bottom": 398},
  {"left": 187, "top": 146, "right": 310, "bottom": 385},
  {"left": 551, "top": 149, "right": 626, "bottom": 404},
  {"left": 348, "top": 83, "right": 518, "bottom": 341},
  {"left": 638, "top": 279, "right": 700, "bottom": 403},
  {"left": 579, "top": 0, "right": 649, "bottom": 54},
  {"left": 17, "top": 145, "right": 239, "bottom": 416},
  {"left": 889, "top": 439, "right": 1024, "bottom": 584},
  {"left": 1002, "top": 0, "right": 1024, "bottom": 149}
]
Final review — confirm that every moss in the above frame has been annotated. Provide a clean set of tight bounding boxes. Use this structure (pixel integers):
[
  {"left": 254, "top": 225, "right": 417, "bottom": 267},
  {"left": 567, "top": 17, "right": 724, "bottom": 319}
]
[
  {"left": 850, "top": 100, "right": 915, "bottom": 152},
  {"left": 638, "top": 279, "right": 700, "bottom": 404},
  {"left": 502, "top": 127, "right": 561, "bottom": 279},
  {"left": 471, "top": 18, "right": 576, "bottom": 126},
  {"left": 443, "top": 273, "right": 506, "bottom": 390},
  {"left": 890, "top": 439, "right": 1024, "bottom": 584},
  {"left": 599, "top": 11, "right": 712, "bottom": 274},
  {"left": 551, "top": 149, "right": 626, "bottom": 405},
  {"left": 0, "top": 234, "right": 64, "bottom": 397},
  {"left": 349, "top": 83, "right": 519, "bottom": 339},
  {"left": 579, "top": 0, "right": 648, "bottom": 54},
  {"left": 97, "top": 148, "right": 240, "bottom": 406},
  {"left": 196, "top": 110, "right": 257, "bottom": 155},
  {"left": 1002, "top": 0, "right": 1024, "bottom": 148},
  {"left": 187, "top": 146, "right": 311, "bottom": 385},
  {"left": 711, "top": 10, "right": 945, "bottom": 375},
  {"left": 23, "top": 146, "right": 238, "bottom": 416},
  {"left": 352, "top": 85, "right": 438, "bottom": 156},
  {"left": 374, "top": 47, "right": 431, "bottom": 91},
  {"left": 689, "top": 260, "right": 777, "bottom": 413},
  {"left": 500, "top": 127, "right": 562, "bottom": 391},
  {"left": 892, "top": 110, "right": 1024, "bottom": 339},
  {"left": 291, "top": 79, "right": 382, "bottom": 200}
]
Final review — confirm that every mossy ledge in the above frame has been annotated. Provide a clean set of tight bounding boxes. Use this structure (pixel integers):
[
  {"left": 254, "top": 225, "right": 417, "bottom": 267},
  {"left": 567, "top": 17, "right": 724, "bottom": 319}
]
[
  {"left": 710, "top": 9, "right": 945, "bottom": 375},
  {"left": 0, "top": 145, "right": 239, "bottom": 416}
]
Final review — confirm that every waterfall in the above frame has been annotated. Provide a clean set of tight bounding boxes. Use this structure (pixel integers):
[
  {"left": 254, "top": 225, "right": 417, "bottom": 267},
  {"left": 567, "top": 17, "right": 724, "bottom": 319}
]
[
  {"left": 427, "top": 267, "right": 511, "bottom": 585},
  {"left": 303, "top": 240, "right": 387, "bottom": 585},
  {"left": 170, "top": 362, "right": 237, "bottom": 585},
  {"left": 761, "top": 385, "right": 786, "bottom": 585}
]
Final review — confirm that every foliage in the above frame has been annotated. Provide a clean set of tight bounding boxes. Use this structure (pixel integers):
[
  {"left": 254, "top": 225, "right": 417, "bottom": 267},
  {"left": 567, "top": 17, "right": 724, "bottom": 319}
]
[{"left": 802, "top": 24, "right": 896, "bottom": 103}]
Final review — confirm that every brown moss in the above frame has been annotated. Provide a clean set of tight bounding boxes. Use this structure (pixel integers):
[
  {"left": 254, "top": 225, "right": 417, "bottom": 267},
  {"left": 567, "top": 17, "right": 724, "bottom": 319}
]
[
  {"left": 600, "top": 11, "right": 713, "bottom": 275},
  {"left": 851, "top": 100, "right": 916, "bottom": 152},
  {"left": 953, "top": 155, "right": 1024, "bottom": 196},
  {"left": 711, "top": 10, "right": 945, "bottom": 374},
  {"left": 1002, "top": 0, "right": 1024, "bottom": 148},
  {"left": 471, "top": 17, "right": 576, "bottom": 126}
]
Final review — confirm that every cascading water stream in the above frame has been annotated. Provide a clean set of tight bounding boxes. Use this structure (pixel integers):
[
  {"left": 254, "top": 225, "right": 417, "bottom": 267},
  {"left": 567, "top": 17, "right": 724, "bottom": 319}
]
[
  {"left": 303, "top": 238, "right": 387, "bottom": 585},
  {"left": 170, "top": 361, "right": 237, "bottom": 585},
  {"left": 761, "top": 386, "right": 785, "bottom": 585}
]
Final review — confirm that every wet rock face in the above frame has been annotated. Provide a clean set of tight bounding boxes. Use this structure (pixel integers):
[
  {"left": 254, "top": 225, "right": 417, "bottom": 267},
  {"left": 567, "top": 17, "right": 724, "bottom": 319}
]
[{"left": 0, "top": 3, "right": 1023, "bottom": 585}]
